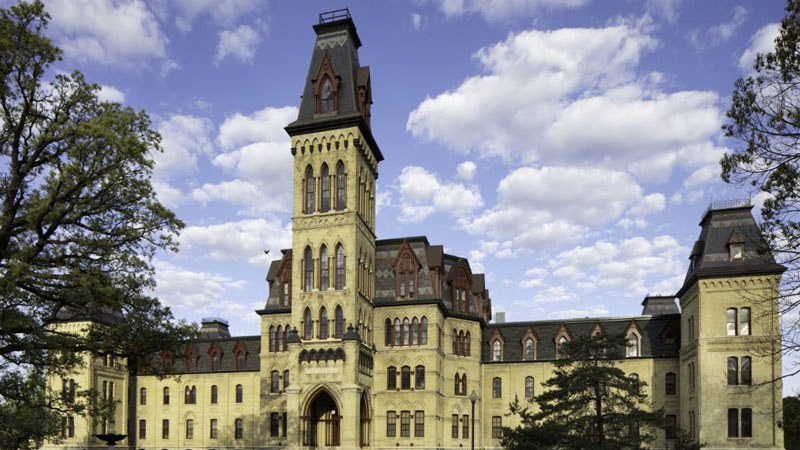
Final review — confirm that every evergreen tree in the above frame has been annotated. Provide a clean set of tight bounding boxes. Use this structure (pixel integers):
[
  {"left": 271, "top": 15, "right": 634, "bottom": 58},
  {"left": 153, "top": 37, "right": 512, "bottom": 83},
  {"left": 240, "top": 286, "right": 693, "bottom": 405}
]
[
  {"left": 502, "top": 334, "right": 664, "bottom": 450},
  {"left": 0, "top": 2, "right": 195, "bottom": 448}
]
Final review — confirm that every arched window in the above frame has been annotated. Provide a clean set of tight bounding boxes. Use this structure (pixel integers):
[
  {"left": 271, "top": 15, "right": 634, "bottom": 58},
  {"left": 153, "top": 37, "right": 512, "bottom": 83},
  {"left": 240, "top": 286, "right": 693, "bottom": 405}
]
[
  {"left": 163, "top": 387, "right": 170, "bottom": 404},
  {"left": 335, "top": 306, "right": 344, "bottom": 339},
  {"left": 461, "top": 373, "right": 467, "bottom": 396},
  {"left": 235, "top": 384, "right": 243, "bottom": 403},
  {"left": 465, "top": 331, "right": 471, "bottom": 356},
  {"left": 403, "top": 318, "right": 410, "bottom": 346},
  {"left": 335, "top": 244, "right": 345, "bottom": 289},
  {"left": 304, "top": 246, "right": 313, "bottom": 292},
  {"left": 236, "top": 351, "right": 245, "bottom": 370},
  {"left": 626, "top": 333, "right": 640, "bottom": 357},
  {"left": 304, "top": 308, "right": 313, "bottom": 340},
  {"left": 459, "top": 331, "right": 465, "bottom": 356},
  {"left": 452, "top": 330, "right": 458, "bottom": 355},
  {"left": 629, "top": 373, "right": 640, "bottom": 390},
  {"left": 557, "top": 336, "right": 568, "bottom": 360},
  {"left": 283, "top": 325, "right": 289, "bottom": 351},
  {"left": 387, "top": 366, "right": 397, "bottom": 390},
  {"left": 321, "top": 163, "right": 330, "bottom": 212},
  {"left": 336, "top": 162, "right": 346, "bottom": 211},
  {"left": 385, "top": 318, "right": 392, "bottom": 346},
  {"left": 492, "top": 339, "right": 502, "bottom": 361},
  {"left": 421, "top": 317, "right": 428, "bottom": 345},
  {"left": 319, "top": 307, "right": 329, "bottom": 339},
  {"left": 415, "top": 365, "right": 425, "bottom": 389},
  {"left": 525, "top": 376, "right": 534, "bottom": 399},
  {"left": 401, "top": 366, "right": 411, "bottom": 390},
  {"left": 394, "top": 319, "right": 401, "bottom": 346},
  {"left": 492, "top": 377, "right": 502, "bottom": 398},
  {"left": 211, "top": 385, "right": 218, "bottom": 404},
  {"left": 727, "top": 308, "right": 738, "bottom": 336},
  {"left": 454, "top": 373, "right": 461, "bottom": 395},
  {"left": 276, "top": 325, "right": 283, "bottom": 352},
  {"left": 666, "top": 372, "right": 676, "bottom": 395},
  {"left": 411, "top": 318, "right": 419, "bottom": 345},
  {"left": 740, "top": 307, "right": 751, "bottom": 335},
  {"left": 185, "top": 385, "right": 196, "bottom": 404},
  {"left": 284, "top": 370, "right": 290, "bottom": 389},
  {"left": 320, "top": 245, "right": 329, "bottom": 290},
  {"left": 140, "top": 387, "right": 146, "bottom": 405},
  {"left": 211, "top": 352, "right": 220, "bottom": 371},
  {"left": 271, "top": 371, "right": 280, "bottom": 393},
  {"left": 305, "top": 166, "right": 315, "bottom": 214},
  {"left": 525, "top": 338, "right": 535, "bottom": 361},
  {"left": 321, "top": 77, "right": 334, "bottom": 113}
]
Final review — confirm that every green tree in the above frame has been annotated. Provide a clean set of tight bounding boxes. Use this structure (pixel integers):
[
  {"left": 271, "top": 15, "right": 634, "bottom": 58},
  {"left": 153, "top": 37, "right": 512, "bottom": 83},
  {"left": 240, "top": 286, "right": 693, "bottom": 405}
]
[
  {"left": 0, "top": 2, "right": 195, "bottom": 448},
  {"left": 785, "top": 395, "right": 800, "bottom": 450},
  {"left": 501, "top": 334, "right": 664, "bottom": 450},
  {"left": 721, "top": 0, "right": 800, "bottom": 374}
]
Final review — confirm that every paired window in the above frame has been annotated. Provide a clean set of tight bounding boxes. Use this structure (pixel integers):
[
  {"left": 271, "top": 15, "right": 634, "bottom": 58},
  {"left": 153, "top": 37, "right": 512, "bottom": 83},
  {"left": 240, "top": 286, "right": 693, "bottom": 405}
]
[
  {"left": 525, "top": 376, "right": 535, "bottom": 399},
  {"left": 61, "top": 416, "right": 75, "bottom": 438},
  {"left": 454, "top": 287, "right": 469, "bottom": 313},
  {"left": 385, "top": 316, "right": 428, "bottom": 346},
  {"left": 454, "top": 373, "right": 468, "bottom": 396},
  {"left": 727, "top": 307, "right": 751, "bottom": 336},
  {"left": 184, "top": 385, "right": 196, "bottom": 404},
  {"left": 492, "top": 377, "right": 502, "bottom": 398},
  {"left": 688, "top": 410, "right": 696, "bottom": 438},
  {"left": 728, "top": 408, "right": 753, "bottom": 438},
  {"left": 666, "top": 372, "right": 677, "bottom": 395},
  {"left": 727, "top": 356, "right": 752, "bottom": 385}
]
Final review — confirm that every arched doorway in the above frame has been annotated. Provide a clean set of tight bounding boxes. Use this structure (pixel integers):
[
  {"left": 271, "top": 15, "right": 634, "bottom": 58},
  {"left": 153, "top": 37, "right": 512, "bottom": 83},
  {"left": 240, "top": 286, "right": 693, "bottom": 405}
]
[
  {"left": 359, "top": 391, "right": 371, "bottom": 447},
  {"left": 302, "top": 389, "right": 340, "bottom": 447}
]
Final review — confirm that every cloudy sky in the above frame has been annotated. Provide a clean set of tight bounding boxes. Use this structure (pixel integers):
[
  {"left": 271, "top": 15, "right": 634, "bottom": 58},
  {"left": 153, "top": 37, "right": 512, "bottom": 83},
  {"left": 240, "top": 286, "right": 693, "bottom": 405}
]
[{"left": 36, "top": 0, "right": 795, "bottom": 388}]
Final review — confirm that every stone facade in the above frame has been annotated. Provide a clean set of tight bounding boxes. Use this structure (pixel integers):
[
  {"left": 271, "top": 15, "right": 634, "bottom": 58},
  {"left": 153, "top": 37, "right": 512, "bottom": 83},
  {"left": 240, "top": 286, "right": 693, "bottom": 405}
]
[{"left": 45, "top": 12, "right": 785, "bottom": 450}]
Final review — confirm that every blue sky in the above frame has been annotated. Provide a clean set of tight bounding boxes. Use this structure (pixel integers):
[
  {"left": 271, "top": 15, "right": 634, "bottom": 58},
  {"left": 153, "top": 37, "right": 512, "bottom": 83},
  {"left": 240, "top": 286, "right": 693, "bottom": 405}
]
[{"left": 37, "top": 0, "right": 795, "bottom": 391}]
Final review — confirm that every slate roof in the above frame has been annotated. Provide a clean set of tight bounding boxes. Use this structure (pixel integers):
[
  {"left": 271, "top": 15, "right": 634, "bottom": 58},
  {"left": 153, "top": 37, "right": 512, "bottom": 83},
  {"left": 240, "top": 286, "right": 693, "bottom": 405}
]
[
  {"left": 483, "top": 315, "right": 680, "bottom": 362},
  {"left": 679, "top": 204, "right": 785, "bottom": 296},
  {"left": 141, "top": 335, "right": 261, "bottom": 375}
]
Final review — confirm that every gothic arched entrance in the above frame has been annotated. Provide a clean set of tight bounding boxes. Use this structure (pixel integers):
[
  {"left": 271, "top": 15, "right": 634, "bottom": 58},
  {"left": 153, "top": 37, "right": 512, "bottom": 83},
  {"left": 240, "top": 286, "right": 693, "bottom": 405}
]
[
  {"left": 359, "top": 391, "right": 371, "bottom": 447},
  {"left": 302, "top": 388, "right": 340, "bottom": 447}
]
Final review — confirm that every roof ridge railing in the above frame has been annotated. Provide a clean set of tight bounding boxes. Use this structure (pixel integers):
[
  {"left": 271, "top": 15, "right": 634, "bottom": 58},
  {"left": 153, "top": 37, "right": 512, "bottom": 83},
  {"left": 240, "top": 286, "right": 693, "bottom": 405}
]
[
  {"left": 701, "top": 196, "right": 752, "bottom": 219},
  {"left": 201, "top": 316, "right": 229, "bottom": 325},
  {"left": 319, "top": 8, "right": 351, "bottom": 24}
]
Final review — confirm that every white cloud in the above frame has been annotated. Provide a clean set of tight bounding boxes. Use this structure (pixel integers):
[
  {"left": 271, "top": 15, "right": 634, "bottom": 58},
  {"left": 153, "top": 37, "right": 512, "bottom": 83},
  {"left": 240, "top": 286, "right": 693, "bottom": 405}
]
[
  {"left": 215, "top": 25, "right": 261, "bottom": 65},
  {"left": 645, "top": 0, "right": 683, "bottom": 23},
  {"left": 548, "top": 305, "right": 610, "bottom": 319},
  {"left": 738, "top": 23, "right": 780, "bottom": 71},
  {"left": 628, "top": 193, "right": 665, "bottom": 217},
  {"left": 411, "top": 13, "right": 422, "bottom": 30},
  {"left": 683, "top": 164, "right": 719, "bottom": 188},
  {"left": 396, "top": 166, "right": 483, "bottom": 223},
  {"left": 456, "top": 161, "right": 477, "bottom": 180},
  {"left": 376, "top": 191, "right": 392, "bottom": 215},
  {"left": 170, "top": 0, "right": 261, "bottom": 32},
  {"left": 688, "top": 6, "right": 748, "bottom": 50},
  {"left": 519, "top": 267, "right": 547, "bottom": 288},
  {"left": 407, "top": 22, "right": 724, "bottom": 179},
  {"left": 155, "top": 115, "right": 214, "bottom": 179},
  {"left": 98, "top": 85, "right": 125, "bottom": 103},
  {"left": 153, "top": 260, "right": 247, "bottom": 310},
  {"left": 181, "top": 218, "right": 292, "bottom": 266},
  {"left": 45, "top": 0, "right": 168, "bottom": 67},
  {"left": 434, "top": 0, "right": 589, "bottom": 22}
]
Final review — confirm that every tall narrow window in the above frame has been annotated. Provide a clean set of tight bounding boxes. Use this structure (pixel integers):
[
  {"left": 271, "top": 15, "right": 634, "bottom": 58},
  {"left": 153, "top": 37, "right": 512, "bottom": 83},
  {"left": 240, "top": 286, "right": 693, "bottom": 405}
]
[
  {"left": 235, "top": 384, "right": 243, "bottom": 403},
  {"left": 385, "top": 318, "right": 392, "bottom": 345},
  {"left": 387, "top": 366, "right": 397, "bottom": 390},
  {"left": 421, "top": 317, "right": 428, "bottom": 345},
  {"left": 399, "top": 273, "right": 406, "bottom": 297},
  {"left": 211, "top": 352, "right": 219, "bottom": 371},
  {"left": 236, "top": 351, "right": 245, "bottom": 370},
  {"left": 162, "top": 419, "right": 169, "bottom": 439},
  {"left": 271, "top": 371, "right": 280, "bottom": 393},
  {"left": 394, "top": 319, "right": 401, "bottom": 346},
  {"left": 400, "top": 411, "right": 410, "bottom": 437},
  {"left": 235, "top": 418, "right": 243, "bottom": 440},
  {"left": 140, "top": 387, "right": 146, "bottom": 405},
  {"left": 727, "top": 308, "right": 738, "bottom": 336},
  {"left": 741, "top": 356, "right": 752, "bottom": 385},
  {"left": 335, "top": 306, "right": 344, "bottom": 338},
  {"left": 186, "top": 419, "right": 194, "bottom": 439},
  {"left": 211, "top": 385, "right": 218, "bottom": 404},
  {"left": 557, "top": 336, "right": 568, "bottom": 359},
  {"left": 665, "top": 415, "right": 677, "bottom": 439},
  {"left": 492, "top": 377, "right": 502, "bottom": 398},
  {"left": 465, "top": 331, "right": 471, "bottom": 355},
  {"left": 626, "top": 333, "right": 639, "bottom": 357},
  {"left": 461, "top": 374, "right": 467, "bottom": 396},
  {"left": 163, "top": 387, "right": 170, "bottom": 405},
  {"left": 492, "top": 339, "right": 502, "bottom": 361},
  {"left": 319, "top": 307, "right": 329, "bottom": 339},
  {"left": 740, "top": 307, "right": 751, "bottom": 335},
  {"left": 403, "top": 318, "right": 410, "bottom": 346},
  {"left": 415, "top": 411, "right": 425, "bottom": 437},
  {"left": 269, "top": 326, "right": 276, "bottom": 352},
  {"left": 320, "top": 245, "right": 329, "bottom": 290},
  {"left": 401, "top": 366, "right": 411, "bottom": 390},
  {"left": 305, "top": 166, "right": 315, "bottom": 214},
  {"left": 270, "top": 412, "right": 280, "bottom": 437},
  {"left": 452, "top": 415, "right": 459, "bottom": 438},
  {"left": 415, "top": 365, "right": 425, "bottom": 390},
  {"left": 276, "top": 325, "right": 283, "bottom": 352},
  {"left": 462, "top": 414, "right": 469, "bottom": 439},
  {"left": 411, "top": 317, "right": 419, "bottom": 345},
  {"left": 742, "top": 408, "right": 752, "bottom": 437},
  {"left": 525, "top": 376, "right": 534, "bottom": 399},
  {"left": 387, "top": 411, "right": 396, "bottom": 437},
  {"left": 304, "top": 246, "right": 313, "bottom": 292},
  {"left": 321, "top": 77, "right": 334, "bottom": 113},
  {"left": 728, "top": 408, "right": 739, "bottom": 438},
  {"left": 321, "top": 164, "right": 330, "bottom": 212},
  {"left": 336, "top": 162, "right": 346, "bottom": 211},
  {"left": 304, "top": 308, "right": 313, "bottom": 340},
  {"left": 335, "top": 244, "right": 345, "bottom": 289},
  {"left": 210, "top": 418, "right": 218, "bottom": 439},
  {"left": 728, "top": 356, "right": 739, "bottom": 385},
  {"left": 138, "top": 419, "right": 146, "bottom": 439},
  {"left": 525, "top": 338, "right": 535, "bottom": 360},
  {"left": 492, "top": 417, "right": 502, "bottom": 439},
  {"left": 666, "top": 372, "right": 676, "bottom": 395},
  {"left": 454, "top": 373, "right": 461, "bottom": 395},
  {"left": 284, "top": 370, "right": 290, "bottom": 389}
]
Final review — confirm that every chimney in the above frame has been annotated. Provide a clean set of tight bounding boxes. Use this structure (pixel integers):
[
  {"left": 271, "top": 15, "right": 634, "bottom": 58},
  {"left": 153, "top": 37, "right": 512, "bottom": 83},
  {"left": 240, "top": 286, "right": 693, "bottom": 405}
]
[
  {"left": 200, "top": 317, "right": 230, "bottom": 339},
  {"left": 494, "top": 310, "right": 506, "bottom": 324}
]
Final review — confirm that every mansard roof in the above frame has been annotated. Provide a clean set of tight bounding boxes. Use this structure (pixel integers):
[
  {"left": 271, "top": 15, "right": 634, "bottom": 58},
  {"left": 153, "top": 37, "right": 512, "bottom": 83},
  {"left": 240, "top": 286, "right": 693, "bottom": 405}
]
[
  {"left": 141, "top": 335, "right": 261, "bottom": 375},
  {"left": 483, "top": 314, "right": 680, "bottom": 362},
  {"left": 678, "top": 202, "right": 785, "bottom": 296}
]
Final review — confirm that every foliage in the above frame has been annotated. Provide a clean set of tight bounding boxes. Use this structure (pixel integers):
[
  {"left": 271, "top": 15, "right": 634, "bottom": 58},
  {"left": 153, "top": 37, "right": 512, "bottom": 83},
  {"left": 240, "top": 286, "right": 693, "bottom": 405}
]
[
  {"left": 785, "top": 395, "right": 800, "bottom": 449},
  {"left": 668, "top": 429, "right": 705, "bottom": 450},
  {"left": 0, "top": 2, "right": 196, "bottom": 448},
  {"left": 721, "top": 0, "right": 800, "bottom": 371},
  {"left": 501, "top": 333, "right": 664, "bottom": 450}
]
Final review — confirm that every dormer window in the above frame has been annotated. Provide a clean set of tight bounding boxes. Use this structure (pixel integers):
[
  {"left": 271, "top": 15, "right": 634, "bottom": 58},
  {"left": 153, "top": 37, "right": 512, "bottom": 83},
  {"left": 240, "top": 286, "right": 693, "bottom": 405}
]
[
  {"left": 730, "top": 244, "right": 744, "bottom": 260},
  {"left": 394, "top": 242, "right": 419, "bottom": 299},
  {"left": 321, "top": 77, "right": 334, "bottom": 113}
]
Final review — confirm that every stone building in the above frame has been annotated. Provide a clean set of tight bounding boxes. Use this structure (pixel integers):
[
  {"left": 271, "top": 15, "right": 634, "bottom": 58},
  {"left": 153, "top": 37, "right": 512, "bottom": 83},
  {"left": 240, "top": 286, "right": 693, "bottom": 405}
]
[{"left": 46, "top": 10, "right": 785, "bottom": 450}]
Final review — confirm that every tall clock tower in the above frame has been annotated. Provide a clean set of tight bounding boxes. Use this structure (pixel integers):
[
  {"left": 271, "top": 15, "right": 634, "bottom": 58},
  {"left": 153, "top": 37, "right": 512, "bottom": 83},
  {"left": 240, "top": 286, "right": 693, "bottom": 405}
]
[{"left": 283, "top": 9, "right": 382, "bottom": 448}]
